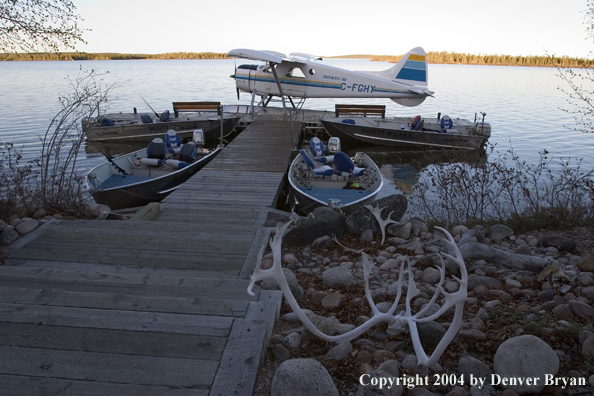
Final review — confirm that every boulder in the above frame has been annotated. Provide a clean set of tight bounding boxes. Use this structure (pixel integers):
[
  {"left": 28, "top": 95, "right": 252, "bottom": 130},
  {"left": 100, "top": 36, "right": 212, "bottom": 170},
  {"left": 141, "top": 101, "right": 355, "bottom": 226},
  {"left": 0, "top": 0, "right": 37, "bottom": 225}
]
[
  {"left": 271, "top": 358, "right": 339, "bottom": 396},
  {"left": 0, "top": 227, "right": 20, "bottom": 246},
  {"left": 458, "top": 355, "right": 493, "bottom": 385},
  {"left": 284, "top": 208, "right": 348, "bottom": 247},
  {"left": 15, "top": 218, "right": 38, "bottom": 235},
  {"left": 493, "top": 335, "right": 559, "bottom": 394},
  {"left": 346, "top": 194, "right": 408, "bottom": 235},
  {"left": 322, "top": 266, "right": 356, "bottom": 287},
  {"left": 539, "top": 235, "right": 576, "bottom": 251},
  {"left": 486, "top": 224, "right": 513, "bottom": 243},
  {"left": 578, "top": 256, "right": 594, "bottom": 272}
]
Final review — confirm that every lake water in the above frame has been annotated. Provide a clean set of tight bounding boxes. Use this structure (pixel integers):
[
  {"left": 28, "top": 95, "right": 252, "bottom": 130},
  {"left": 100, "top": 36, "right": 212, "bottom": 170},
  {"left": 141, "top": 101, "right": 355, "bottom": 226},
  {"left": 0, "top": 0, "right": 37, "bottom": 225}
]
[{"left": 1, "top": 59, "right": 592, "bottom": 196}]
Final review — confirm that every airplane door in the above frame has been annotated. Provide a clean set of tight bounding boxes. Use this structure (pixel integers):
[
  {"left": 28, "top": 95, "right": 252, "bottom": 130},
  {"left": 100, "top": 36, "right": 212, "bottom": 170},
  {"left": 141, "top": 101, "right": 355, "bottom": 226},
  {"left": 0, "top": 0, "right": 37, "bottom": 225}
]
[{"left": 282, "top": 66, "right": 307, "bottom": 97}]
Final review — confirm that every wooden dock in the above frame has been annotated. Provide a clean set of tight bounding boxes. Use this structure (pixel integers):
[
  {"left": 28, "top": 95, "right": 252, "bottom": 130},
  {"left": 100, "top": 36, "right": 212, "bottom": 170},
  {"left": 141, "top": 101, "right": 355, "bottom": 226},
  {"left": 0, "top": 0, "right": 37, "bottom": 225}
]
[{"left": 0, "top": 114, "right": 308, "bottom": 395}]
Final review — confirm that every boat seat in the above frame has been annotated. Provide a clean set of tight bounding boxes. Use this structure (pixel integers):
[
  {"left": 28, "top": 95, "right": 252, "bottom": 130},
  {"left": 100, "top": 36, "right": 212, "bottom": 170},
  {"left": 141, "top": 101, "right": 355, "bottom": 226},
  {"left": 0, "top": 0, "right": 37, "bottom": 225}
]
[
  {"left": 440, "top": 115, "right": 453, "bottom": 133},
  {"left": 309, "top": 137, "right": 334, "bottom": 164},
  {"left": 334, "top": 151, "right": 365, "bottom": 177},
  {"left": 178, "top": 141, "right": 197, "bottom": 162},
  {"left": 165, "top": 129, "right": 182, "bottom": 155},
  {"left": 300, "top": 149, "right": 333, "bottom": 177},
  {"left": 140, "top": 137, "right": 166, "bottom": 166}
]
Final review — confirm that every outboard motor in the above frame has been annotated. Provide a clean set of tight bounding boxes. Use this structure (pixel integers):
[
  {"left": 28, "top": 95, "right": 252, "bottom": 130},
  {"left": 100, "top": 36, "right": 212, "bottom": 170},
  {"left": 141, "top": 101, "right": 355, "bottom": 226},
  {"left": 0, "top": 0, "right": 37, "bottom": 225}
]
[
  {"left": 327, "top": 137, "right": 341, "bottom": 154},
  {"left": 192, "top": 129, "right": 205, "bottom": 148}
]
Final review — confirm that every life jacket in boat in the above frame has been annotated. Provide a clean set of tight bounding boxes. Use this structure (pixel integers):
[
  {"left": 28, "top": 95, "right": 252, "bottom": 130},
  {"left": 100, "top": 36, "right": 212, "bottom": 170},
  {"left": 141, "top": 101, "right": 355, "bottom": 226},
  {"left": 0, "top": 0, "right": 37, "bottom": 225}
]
[{"left": 412, "top": 115, "right": 424, "bottom": 131}]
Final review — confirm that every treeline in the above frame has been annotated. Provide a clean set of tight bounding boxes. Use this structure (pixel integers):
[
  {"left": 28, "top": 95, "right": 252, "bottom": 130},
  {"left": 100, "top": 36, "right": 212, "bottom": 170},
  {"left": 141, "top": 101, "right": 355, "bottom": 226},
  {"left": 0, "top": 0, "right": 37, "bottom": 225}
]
[
  {"left": 0, "top": 52, "right": 228, "bottom": 61},
  {"left": 370, "top": 51, "right": 594, "bottom": 68}
]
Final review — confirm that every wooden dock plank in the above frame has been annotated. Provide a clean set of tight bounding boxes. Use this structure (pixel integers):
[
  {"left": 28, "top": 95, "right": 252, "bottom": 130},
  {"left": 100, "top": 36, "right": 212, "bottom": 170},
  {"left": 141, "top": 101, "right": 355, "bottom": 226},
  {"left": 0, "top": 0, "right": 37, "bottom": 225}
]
[
  {"left": 0, "top": 302, "right": 234, "bottom": 336},
  {"left": 0, "top": 322, "right": 226, "bottom": 360},
  {"left": 0, "top": 114, "right": 302, "bottom": 395},
  {"left": 0, "top": 345, "right": 218, "bottom": 388},
  {"left": 0, "top": 375, "right": 209, "bottom": 396}
]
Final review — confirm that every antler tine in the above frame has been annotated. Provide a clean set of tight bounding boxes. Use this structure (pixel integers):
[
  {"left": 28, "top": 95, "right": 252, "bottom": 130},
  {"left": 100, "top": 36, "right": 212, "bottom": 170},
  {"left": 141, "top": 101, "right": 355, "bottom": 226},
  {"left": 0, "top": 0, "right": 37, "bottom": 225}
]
[
  {"left": 407, "top": 227, "right": 468, "bottom": 367},
  {"left": 247, "top": 221, "right": 467, "bottom": 366},
  {"left": 364, "top": 204, "right": 398, "bottom": 244}
]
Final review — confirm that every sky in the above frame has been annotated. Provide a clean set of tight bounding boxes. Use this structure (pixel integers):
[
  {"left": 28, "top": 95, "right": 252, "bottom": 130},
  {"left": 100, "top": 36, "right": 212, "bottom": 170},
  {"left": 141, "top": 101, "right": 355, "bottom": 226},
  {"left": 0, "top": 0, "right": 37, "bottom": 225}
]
[{"left": 73, "top": 0, "right": 593, "bottom": 58}]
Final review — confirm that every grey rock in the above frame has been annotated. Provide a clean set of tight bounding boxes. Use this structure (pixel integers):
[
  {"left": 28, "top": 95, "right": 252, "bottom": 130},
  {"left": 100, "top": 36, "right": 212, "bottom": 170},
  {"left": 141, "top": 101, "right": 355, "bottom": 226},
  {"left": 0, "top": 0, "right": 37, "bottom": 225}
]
[
  {"left": 470, "top": 383, "right": 497, "bottom": 396},
  {"left": 346, "top": 194, "right": 408, "bottom": 235},
  {"left": 581, "top": 286, "right": 594, "bottom": 300},
  {"left": 401, "top": 354, "right": 428, "bottom": 377},
  {"left": 417, "top": 321, "right": 446, "bottom": 347},
  {"left": 326, "top": 342, "right": 352, "bottom": 360},
  {"left": 312, "top": 235, "right": 334, "bottom": 249},
  {"left": 468, "top": 274, "right": 501, "bottom": 290},
  {"left": 360, "top": 229, "right": 374, "bottom": 242},
  {"left": 15, "top": 218, "right": 38, "bottom": 235},
  {"left": 578, "top": 256, "right": 594, "bottom": 272},
  {"left": 458, "top": 355, "right": 493, "bottom": 389},
  {"left": 539, "top": 235, "right": 576, "bottom": 251},
  {"left": 552, "top": 304, "right": 573, "bottom": 319},
  {"left": 270, "top": 344, "right": 291, "bottom": 361},
  {"left": 87, "top": 203, "right": 111, "bottom": 218},
  {"left": 321, "top": 292, "right": 343, "bottom": 309},
  {"left": 493, "top": 335, "right": 559, "bottom": 394},
  {"left": 421, "top": 267, "right": 441, "bottom": 284},
  {"left": 487, "top": 224, "right": 513, "bottom": 243},
  {"left": 0, "top": 227, "right": 19, "bottom": 246},
  {"left": 302, "top": 315, "right": 338, "bottom": 340},
  {"left": 284, "top": 208, "right": 349, "bottom": 247},
  {"left": 568, "top": 300, "right": 594, "bottom": 317},
  {"left": 271, "top": 358, "right": 339, "bottom": 396},
  {"left": 582, "top": 336, "right": 594, "bottom": 359},
  {"left": 282, "top": 332, "right": 302, "bottom": 351},
  {"left": 387, "top": 222, "right": 412, "bottom": 239},
  {"left": 281, "top": 309, "right": 315, "bottom": 323},
  {"left": 514, "top": 244, "right": 532, "bottom": 255},
  {"left": 409, "top": 218, "right": 428, "bottom": 234},
  {"left": 322, "top": 266, "right": 356, "bottom": 287}
]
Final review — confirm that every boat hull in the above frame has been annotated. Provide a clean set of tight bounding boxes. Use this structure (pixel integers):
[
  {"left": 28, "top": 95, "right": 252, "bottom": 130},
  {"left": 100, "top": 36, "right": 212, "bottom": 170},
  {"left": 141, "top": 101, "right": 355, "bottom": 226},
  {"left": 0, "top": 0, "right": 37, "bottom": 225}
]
[
  {"left": 321, "top": 117, "right": 490, "bottom": 150},
  {"left": 288, "top": 151, "right": 383, "bottom": 214},
  {"left": 83, "top": 113, "right": 241, "bottom": 143},
  {"left": 87, "top": 148, "right": 220, "bottom": 210}
]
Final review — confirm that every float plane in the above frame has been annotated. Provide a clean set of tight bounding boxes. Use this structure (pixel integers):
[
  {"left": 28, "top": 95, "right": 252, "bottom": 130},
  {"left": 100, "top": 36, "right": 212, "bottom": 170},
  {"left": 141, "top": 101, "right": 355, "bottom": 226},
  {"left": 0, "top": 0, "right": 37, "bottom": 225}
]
[{"left": 227, "top": 47, "right": 433, "bottom": 111}]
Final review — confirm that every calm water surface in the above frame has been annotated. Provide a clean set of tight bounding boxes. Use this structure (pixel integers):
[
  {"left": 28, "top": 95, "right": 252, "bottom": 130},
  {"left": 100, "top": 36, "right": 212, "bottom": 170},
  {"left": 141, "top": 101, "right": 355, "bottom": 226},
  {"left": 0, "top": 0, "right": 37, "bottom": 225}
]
[{"left": 1, "top": 59, "right": 592, "bottom": 196}]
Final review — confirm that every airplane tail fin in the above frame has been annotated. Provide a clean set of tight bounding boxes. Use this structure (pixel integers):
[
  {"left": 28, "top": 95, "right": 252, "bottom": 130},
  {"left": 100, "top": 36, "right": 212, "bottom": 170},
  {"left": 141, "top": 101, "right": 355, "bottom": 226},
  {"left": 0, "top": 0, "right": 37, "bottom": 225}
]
[{"left": 390, "top": 47, "right": 428, "bottom": 85}]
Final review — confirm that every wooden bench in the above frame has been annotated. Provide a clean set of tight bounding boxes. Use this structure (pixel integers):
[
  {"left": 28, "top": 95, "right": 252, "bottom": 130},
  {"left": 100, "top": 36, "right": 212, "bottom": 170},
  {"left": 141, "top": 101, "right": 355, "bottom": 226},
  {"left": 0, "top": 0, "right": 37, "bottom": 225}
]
[
  {"left": 335, "top": 104, "right": 386, "bottom": 119},
  {"left": 172, "top": 101, "right": 221, "bottom": 117}
]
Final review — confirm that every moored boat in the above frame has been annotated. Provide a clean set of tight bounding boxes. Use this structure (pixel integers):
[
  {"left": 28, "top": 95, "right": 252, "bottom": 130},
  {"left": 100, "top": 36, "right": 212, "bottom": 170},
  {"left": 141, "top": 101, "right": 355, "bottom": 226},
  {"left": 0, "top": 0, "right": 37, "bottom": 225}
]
[
  {"left": 87, "top": 130, "right": 220, "bottom": 210},
  {"left": 82, "top": 101, "right": 242, "bottom": 143},
  {"left": 288, "top": 137, "right": 383, "bottom": 214},
  {"left": 320, "top": 113, "right": 491, "bottom": 150}
]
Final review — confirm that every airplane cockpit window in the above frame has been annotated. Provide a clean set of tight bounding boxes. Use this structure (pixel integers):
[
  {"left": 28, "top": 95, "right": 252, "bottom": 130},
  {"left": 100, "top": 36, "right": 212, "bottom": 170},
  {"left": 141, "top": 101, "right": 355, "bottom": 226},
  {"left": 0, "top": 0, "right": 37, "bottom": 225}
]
[
  {"left": 259, "top": 65, "right": 272, "bottom": 73},
  {"left": 286, "top": 67, "right": 306, "bottom": 79}
]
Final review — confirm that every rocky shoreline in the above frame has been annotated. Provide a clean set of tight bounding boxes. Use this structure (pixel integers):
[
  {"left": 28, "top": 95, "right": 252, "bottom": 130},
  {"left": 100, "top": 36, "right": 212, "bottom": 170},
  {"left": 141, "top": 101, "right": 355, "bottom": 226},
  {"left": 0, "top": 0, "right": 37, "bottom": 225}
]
[{"left": 253, "top": 195, "right": 594, "bottom": 396}]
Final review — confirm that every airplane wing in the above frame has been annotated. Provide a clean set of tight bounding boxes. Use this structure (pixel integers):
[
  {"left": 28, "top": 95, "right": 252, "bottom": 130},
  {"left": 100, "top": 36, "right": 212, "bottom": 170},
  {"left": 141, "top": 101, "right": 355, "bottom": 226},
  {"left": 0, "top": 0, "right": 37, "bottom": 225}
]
[{"left": 227, "top": 49, "right": 285, "bottom": 64}]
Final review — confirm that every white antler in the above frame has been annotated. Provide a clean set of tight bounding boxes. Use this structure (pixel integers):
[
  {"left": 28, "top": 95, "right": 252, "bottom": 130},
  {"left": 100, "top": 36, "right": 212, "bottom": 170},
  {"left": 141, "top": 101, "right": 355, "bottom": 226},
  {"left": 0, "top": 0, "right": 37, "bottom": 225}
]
[
  {"left": 248, "top": 222, "right": 467, "bottom": 367},
  {"left": 364, "top": 203, "right": 399, "bottom": 244}
]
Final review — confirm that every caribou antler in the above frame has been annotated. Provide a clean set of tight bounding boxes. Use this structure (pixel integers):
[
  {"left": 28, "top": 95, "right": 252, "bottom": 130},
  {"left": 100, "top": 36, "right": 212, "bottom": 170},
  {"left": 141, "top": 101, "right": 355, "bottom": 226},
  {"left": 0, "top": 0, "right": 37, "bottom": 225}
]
[
  {"left": 248, "top": 222, "right": 468, "bottom": 367},
  {"left": 364, "top": 203, "right": 399, "bottom": 244}
]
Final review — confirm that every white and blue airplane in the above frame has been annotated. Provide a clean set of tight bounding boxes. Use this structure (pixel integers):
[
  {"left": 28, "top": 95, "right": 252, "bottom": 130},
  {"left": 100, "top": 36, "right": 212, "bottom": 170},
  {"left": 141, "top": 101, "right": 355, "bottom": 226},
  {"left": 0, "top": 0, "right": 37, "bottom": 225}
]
[{"left": 227, "top": 47, "right": 433, "bottom": 111}]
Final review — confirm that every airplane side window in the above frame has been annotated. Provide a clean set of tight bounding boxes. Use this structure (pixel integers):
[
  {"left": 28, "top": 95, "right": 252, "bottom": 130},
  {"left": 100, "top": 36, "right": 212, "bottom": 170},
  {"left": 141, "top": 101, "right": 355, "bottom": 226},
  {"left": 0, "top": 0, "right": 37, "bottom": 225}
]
[
  {"left": 287, "top": 67, "right": 306, "bottom": 79},
  {"left": 309, "top": 69, "right": 315, "bottom": 75}
]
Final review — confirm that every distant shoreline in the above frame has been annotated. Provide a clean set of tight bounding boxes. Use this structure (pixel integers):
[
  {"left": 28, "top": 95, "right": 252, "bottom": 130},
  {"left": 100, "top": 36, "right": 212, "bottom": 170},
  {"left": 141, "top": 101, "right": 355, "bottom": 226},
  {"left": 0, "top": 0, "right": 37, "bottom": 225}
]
[{"left": 1, "top": 51, "right": 591, "bottom": 68}]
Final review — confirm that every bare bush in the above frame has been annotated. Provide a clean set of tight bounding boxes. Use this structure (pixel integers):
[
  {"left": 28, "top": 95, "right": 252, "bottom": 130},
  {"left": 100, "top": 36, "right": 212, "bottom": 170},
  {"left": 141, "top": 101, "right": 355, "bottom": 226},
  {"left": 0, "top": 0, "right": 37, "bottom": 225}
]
[
  {"left": 0, "top": 143, "right": 39, "bottom": 219},
  {"left": 411, "top": 146, "right": 594, "bottom": 230},
  {"left": 0, "top": 68, "right": 116, "bottom": 219},
  {"left": 39, "top": 68, "right": 116, "bottom": 213}
]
